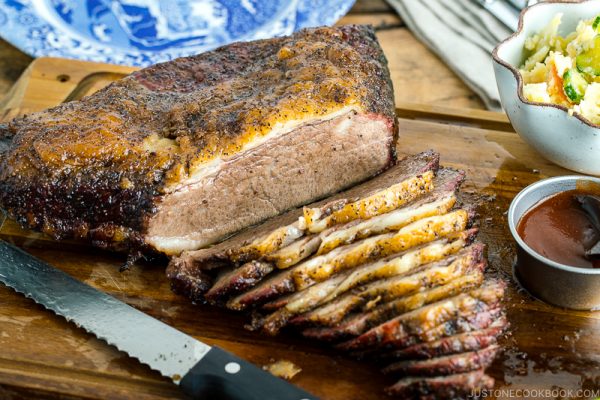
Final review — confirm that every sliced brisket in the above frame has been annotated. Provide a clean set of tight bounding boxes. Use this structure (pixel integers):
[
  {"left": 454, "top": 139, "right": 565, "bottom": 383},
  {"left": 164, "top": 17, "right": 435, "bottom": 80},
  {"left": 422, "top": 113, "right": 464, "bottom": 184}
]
[
  {"left": 382, "top": 344, "right": 500, "bottom": 376},
  {"left": 337, "top": 280, "right": 506, "bottom": 351},
  {"left": 265, "top": 231, "right": 479, "bottom": 313},
  {"left": 316, "top": 168, "right": 464, "bottom": 255},
  {"left": 162, "top": 150, "right": 506, "bottom": 398},
  {"left": 226, "top": 210, "right": 470, "bottom": 311},
  {"left": 204, "top": 260, "right": 274, "bottom": 304},
  {"left": 208, "top": 167, "right": 463, "bottom": 307},
  {"left": 384, "top": 369, "right": 495, "bottom": 398},
  {"left": 258, "top": 243, "right": 485, "bottom": 335},
  {"left": 291, "top": 233, "right": 479, "bottom": 328},
  {"left": 301, "top": 273, "right": 485, "bottom": 343},
  {"left": 168, "top": 151, "right": 440, "bottom": 299},
  {"left": 349, "top": 308, "right": 505, "bottom": 361},
  {"left": 386, "top": 316, "right": 507, "bottom": 361}
]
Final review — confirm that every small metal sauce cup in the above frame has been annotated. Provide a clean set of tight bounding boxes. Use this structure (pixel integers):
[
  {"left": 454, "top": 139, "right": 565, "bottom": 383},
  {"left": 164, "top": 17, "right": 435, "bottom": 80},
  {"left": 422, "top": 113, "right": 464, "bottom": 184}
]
[{"left": 508, "top": 176, "right": 600, "bottom": 310}]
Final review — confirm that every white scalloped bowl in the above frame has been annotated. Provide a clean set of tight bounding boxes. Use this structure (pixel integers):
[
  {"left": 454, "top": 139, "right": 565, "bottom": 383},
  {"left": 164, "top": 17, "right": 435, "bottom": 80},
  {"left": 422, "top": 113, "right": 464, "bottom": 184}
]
[{"left": 492, "top": 0, "right": 600, "bottom": 175}]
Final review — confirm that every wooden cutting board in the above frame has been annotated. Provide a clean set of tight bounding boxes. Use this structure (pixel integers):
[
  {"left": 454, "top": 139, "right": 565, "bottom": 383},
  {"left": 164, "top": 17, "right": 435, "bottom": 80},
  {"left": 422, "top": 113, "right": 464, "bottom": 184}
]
[{"left": 0, "top": 57, "right": 599, "bottom": 400}]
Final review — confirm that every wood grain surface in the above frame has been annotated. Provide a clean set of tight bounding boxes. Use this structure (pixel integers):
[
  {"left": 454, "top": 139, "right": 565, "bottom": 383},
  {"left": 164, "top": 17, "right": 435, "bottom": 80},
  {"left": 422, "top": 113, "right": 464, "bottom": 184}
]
[{"left": 0, "top": 56, "right": 599, "bottom": 400}]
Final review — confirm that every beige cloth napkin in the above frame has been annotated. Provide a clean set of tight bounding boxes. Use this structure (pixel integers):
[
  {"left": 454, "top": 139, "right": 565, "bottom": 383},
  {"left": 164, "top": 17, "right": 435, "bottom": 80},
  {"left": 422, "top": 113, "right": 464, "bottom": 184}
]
[{"left": 385, "top": 0, "right": 513, "bottom": 111}]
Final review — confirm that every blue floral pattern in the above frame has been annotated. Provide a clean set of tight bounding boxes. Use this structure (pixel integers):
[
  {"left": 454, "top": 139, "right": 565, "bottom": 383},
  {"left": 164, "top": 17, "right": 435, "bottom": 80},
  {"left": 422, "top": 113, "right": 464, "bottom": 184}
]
[{"left": 0, "top": 0, "right": 355, "bottom": 66}]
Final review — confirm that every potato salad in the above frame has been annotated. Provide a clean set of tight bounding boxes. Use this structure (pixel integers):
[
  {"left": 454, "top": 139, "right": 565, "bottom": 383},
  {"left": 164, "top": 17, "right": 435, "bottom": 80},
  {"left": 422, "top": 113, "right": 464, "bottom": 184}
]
[{"left": 520, "top": 13, "right": 600, "bottom": 124}]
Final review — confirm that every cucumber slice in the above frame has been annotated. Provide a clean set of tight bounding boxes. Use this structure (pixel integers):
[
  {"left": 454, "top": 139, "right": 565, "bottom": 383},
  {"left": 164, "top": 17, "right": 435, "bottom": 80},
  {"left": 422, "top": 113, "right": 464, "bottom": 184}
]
[
  {"left": 563, "top": 69, "right": 588, "bottom": 103},
  {"left": 576, "top": 35, "right": 600, "bottom": 76},
  {"left": 594, "top": 15, "right": 600, "bottom": 32}
]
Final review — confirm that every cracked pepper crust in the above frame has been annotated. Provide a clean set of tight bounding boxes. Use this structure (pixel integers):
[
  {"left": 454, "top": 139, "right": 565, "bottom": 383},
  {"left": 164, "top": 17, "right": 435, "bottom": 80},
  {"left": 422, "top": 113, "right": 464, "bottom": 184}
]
[{"left": 0, "top": 25, "right": 396, "bottom": 251}]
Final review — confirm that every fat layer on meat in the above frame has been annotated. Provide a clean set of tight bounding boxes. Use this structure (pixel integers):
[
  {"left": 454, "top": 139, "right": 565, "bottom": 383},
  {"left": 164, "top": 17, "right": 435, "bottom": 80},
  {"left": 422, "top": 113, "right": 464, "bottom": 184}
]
[
  {"left": 291, "top": 209, "right": 470, "bottom": 290},
  {"left": 264, "top": 235, "right": 322, "bottom": 269},
  {"left": 337, "top": 280, "right": 506, "bottom": 351},
  {"left": 258, "top": 244, "right": 485, "bottom": 335},
  {"left": 230, "top": 223, "right": 305, "bottom": 264},
  {"left": 384, "top": 369, "right": 495, "bottom": 398},
  {"left": 226, "top": 211, "right": 470, "bottom": 310},
  {"left": 316, "top": 168, "right": 464, "bottom": 255},
  {"left": 168, "top": 151, "right": 440, "bottom": 297},
  {"left": 265, "top": 233, "right": 477, "bottom": 312},
  {"left": 204, "top": 260, "right": 273, "bottom": 304},
  {"left": 286, "top": 232, "right": 478, "bottom": 325},
  {"left": 267, "top": 183, "right": 457, "bottom": 269},
  {"left": 302, "top": 171, "right": 434, "bottom": 233},
  {"left": 316, "top": 191, "right": 456, "bottom": 255},
  {"left": 382, "top": 344, "right": 500, "bottom": 376},
  {"left": 300, "top": 271, "right": 485, "bottom": 341},
  {"left": 386, "top": 316, "right": 507, "bottom": 360}
]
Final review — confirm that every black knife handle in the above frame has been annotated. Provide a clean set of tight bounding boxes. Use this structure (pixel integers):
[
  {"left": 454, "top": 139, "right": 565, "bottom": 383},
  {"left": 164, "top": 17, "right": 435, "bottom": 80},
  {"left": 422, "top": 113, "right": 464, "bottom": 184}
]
[{"left": 179, "top": 346, "right": 319, "bottom": 400}]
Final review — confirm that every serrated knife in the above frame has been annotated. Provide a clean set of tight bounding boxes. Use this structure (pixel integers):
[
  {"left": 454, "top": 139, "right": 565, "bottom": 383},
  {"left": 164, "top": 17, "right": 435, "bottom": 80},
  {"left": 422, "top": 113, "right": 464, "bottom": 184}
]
[{"left": 0, "top": 240, "right": 317, "bottom": 400}]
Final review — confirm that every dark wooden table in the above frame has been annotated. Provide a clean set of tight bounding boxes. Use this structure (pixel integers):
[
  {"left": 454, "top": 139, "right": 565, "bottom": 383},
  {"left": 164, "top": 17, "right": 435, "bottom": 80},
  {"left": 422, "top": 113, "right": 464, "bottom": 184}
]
[{"left": 4, "top": 1, "right": 599, "bottom": 400}]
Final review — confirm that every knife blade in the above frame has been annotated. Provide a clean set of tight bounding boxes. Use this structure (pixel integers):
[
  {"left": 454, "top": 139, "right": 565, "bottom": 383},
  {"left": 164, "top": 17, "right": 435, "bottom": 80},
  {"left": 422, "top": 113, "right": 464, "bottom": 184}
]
[{"left": 0, "top": 240, "right": 317, "bottom": 400}]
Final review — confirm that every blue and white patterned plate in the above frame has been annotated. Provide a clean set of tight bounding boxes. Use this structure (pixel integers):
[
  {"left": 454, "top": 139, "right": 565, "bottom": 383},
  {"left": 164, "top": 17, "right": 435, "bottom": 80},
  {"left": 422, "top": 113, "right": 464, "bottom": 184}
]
[{"left": 0, "top": 0, "right": 355, "bottom": 66}]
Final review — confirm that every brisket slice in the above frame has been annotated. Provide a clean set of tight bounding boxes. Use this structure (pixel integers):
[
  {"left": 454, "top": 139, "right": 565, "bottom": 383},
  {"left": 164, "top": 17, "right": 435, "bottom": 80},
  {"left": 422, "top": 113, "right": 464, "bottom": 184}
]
[
  {"left": 384, "top": 369, "right": 495, "bottom": 398},
  {"left": 0, "top": 25, "right": 396, "bottom": 255},
  {"left": 226, "top": 209, "right": 470, "bottom": 311},
  {"left": 386, "top": 316, "right": 507, "bottom": 361},
  {"left": 226, "top": 269, "right": 294, "bottom": 311},
  {"left": 167, "top": 151, "right": 440, "bottom": 300},
  {"left": 321, "top": 243, "right": 484, "bottom": 309},
  {"left": 303, "top": 168, "right": 463, "bottom": 235},
  {"left": 349, "top": 307, "right": 505, "bottom": 360},
  {"left": 203, "top": 261, "right": 274, "bottom": 305},
  {"left": 257, "top": 244, "right": 485, "bottom": 335},
  {"left": 272, "top": 167, "right": 463, "bottom": 269},
  {"left": 382, "top": 344, "right": 500, "bottom": 376},
  {"left": 263, "top": 235, "right": 322, "bottom": 270},
  {"left": 261, "top": 169, "right": 440, "bottom": 272},
  {"left": 291, "top": 230, "right": 479, "bottom": 327},
  {"left": 290, "top": 235, "right": 486, "bottom": 319},
  {"left": 286, "top": 209, "right": 471, "bottom": 290},
  {"left": 300, "top": 266, "right": 485, "bottom": 342},
  {"left": 204, "top": 166, "right": 461, "bottom": 305},
  {"left": 301, "top": 273, "right": 485, "bottom": 342},
  {"left": 262, "top": 202, "right": 474, "bottom": 313},
  {"left": 337, "top": 280, "right": 506, "bottom": 351},
  {"left": 315, "top": 168, "right": 465, "bottom": 256}
]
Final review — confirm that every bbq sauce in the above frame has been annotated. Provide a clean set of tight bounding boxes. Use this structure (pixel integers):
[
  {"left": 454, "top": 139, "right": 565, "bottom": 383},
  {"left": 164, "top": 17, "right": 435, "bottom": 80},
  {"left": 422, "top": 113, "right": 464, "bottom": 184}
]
[{"left": 517, "top": 189, "right": 600, "bottom": 269}]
